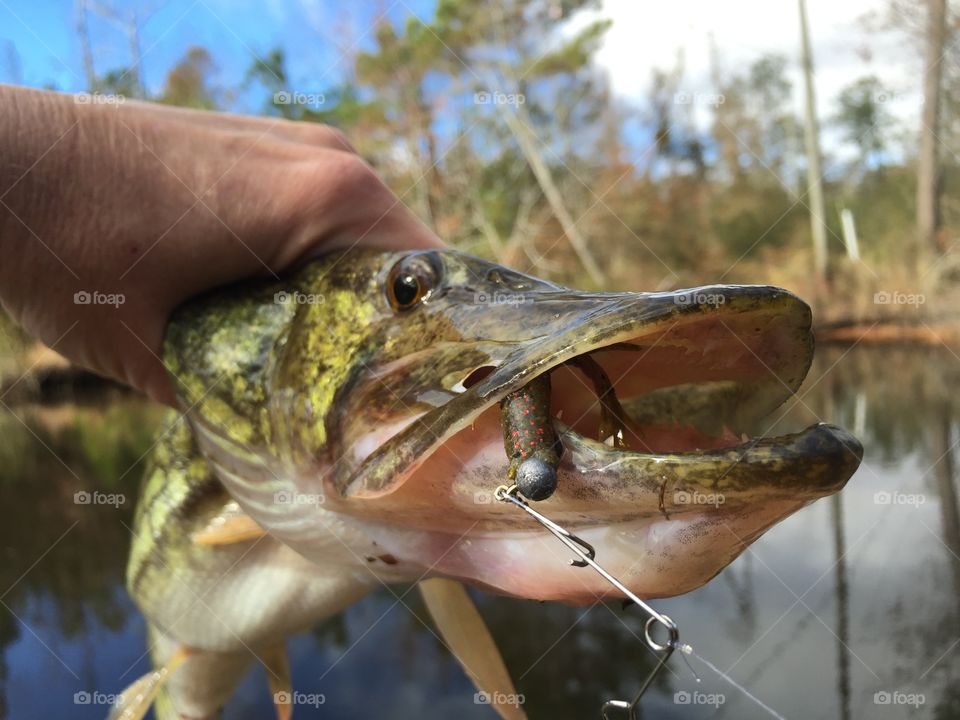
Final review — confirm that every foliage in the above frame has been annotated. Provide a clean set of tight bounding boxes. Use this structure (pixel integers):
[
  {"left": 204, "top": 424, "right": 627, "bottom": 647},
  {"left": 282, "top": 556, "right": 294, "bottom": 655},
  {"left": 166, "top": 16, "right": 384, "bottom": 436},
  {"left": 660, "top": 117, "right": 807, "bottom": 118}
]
[
  {"left": 832, "top": 75, "right": 896, "bottom": 171},
  {"left": 159, "top": 46, "right": 219, "bottom": 109}
]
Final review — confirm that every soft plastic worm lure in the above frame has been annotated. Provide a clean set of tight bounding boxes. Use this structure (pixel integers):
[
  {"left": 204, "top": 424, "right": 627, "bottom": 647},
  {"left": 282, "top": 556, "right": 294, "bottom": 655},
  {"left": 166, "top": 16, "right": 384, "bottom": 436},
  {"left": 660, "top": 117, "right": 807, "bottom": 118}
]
[
  {"left": 499, "top": 372, "right": 563, "bottom": 500},
  {"left": 566, "top": 355, "right": 634, "bottom": 448},
  {"left": 500, "top": 358, "right": 637, "bottom": 501}
]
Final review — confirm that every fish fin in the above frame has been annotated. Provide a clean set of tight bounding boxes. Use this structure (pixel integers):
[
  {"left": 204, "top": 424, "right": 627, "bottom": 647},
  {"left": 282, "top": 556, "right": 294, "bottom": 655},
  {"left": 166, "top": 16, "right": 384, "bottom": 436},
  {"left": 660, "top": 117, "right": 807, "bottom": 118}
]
[
  {"left": 262, "top": 643, "right": 293, "bottom": 720},
  {"left": 418, "top": 579, "right": 527, "bottom": 720},
  {"left": 191, "top": 501, "right": 268, "bottom": 545},
  {"left": 107, "top": 645, "right": 192, "bottom": 720}
]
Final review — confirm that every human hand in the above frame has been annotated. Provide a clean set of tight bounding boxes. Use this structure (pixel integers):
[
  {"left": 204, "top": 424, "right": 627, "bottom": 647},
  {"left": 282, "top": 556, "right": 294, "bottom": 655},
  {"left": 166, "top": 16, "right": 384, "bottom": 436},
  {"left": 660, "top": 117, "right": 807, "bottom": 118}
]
[{"left": 0, "top": 85, "right": 443, "bottom": 406}]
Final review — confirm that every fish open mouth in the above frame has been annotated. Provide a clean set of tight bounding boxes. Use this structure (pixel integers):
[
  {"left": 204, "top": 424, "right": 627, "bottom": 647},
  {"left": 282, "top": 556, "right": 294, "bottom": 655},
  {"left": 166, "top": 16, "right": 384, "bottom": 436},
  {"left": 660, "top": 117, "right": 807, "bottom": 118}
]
[
  {"left": 337, "top": 283, "right": 855, "bottom": 502},
  {"left": 327, "top": 282, "right": 862, "bottom": 601}
]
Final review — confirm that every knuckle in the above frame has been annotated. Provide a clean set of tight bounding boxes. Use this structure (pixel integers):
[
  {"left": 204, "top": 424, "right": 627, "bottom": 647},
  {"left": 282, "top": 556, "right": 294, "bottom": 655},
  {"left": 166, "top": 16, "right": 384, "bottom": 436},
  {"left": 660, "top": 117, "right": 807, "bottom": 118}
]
[
  {"left": 291, "top": 150, "right": 384, "bottom": 218},
  {"left": 279, "top": 121, "right": 355, "bottom": 153},
  {"left": 326, "top": 152, "right": 380, "bottom": 195},
  {"left": 317, "top": 126, "right": 353, "bottom": 152}
]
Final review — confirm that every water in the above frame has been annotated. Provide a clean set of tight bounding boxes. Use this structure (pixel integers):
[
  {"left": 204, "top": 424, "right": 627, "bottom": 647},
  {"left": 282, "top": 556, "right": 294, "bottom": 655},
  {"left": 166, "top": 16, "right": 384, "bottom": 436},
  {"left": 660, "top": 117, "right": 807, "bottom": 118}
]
[{"left": 1, "top": 346, "right": 958, "bottom": 719}]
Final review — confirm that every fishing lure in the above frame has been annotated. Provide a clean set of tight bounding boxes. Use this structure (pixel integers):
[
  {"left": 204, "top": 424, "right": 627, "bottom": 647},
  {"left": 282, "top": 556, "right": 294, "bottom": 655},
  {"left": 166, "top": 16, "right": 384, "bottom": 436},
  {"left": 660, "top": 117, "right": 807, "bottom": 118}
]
[
  {"left": 499, "top": 356, "right": 636, "bottom": 501},
  {"left": 500, "top": 356, "right": 630, "bottom": 500},
  {"left": 499, "top": 372, "right": 563, "bottom": 501}
]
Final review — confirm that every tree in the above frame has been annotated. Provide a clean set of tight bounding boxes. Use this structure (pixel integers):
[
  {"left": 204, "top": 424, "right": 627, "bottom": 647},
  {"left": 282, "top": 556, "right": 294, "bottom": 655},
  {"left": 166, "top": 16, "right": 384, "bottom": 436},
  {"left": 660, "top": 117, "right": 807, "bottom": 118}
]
[
  {"left": 433, "top": 0, "right": 612, "bottom": 284},
  {"left": 798, "top": 0, "right": 828, "bottom": 284},
  {"left": 159, "top": 47, "right": 218, "bottom": 110},
  {"left": 917, "top": 0, "right": 948, "bottom": 254},
  {"left": 712, "top": 53, "right": 796, "bottom": 182},
  {"left": 355, "top": 19, "right": 446, "bottom": 229},
  {"left": 833, "top": 76, "right": 895, "bottom": 173},
  {"left": 338, "top": 0, "right": 614, "bottom": 284}
]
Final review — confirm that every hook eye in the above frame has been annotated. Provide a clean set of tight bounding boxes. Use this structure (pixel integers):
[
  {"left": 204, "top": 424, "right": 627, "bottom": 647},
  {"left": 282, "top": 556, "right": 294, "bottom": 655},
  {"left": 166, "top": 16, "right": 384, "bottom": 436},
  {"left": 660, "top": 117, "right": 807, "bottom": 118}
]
[{"left": 644, "top": 614, "right": 680, "bottom": 652}]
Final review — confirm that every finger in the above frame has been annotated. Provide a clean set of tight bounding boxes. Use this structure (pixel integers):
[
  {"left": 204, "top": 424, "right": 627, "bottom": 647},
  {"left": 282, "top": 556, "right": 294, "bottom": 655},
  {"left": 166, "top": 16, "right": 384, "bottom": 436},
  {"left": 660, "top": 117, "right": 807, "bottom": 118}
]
[{"left": 128, "top": 100, "right": 356, "bottom": 153}]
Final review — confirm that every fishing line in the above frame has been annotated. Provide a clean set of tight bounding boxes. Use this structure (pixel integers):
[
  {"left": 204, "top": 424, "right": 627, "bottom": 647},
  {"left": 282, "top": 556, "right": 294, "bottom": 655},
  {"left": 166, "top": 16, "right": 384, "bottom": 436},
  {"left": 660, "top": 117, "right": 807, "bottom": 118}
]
[
  {"left": 495, "top": 484, "right": 789, "bottom": 720},
  {"left": 674, "top": 643, "right": 787, "bottom": 720}
]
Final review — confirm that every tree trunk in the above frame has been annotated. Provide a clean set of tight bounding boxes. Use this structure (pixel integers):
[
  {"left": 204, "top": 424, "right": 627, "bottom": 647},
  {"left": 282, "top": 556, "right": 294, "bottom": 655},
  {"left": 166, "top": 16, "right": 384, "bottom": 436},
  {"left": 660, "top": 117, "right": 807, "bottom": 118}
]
[
  {"left": 917, "top": 0, "right": 947, "bottom": 254},
  {"left": 798, "top": 0, "right": 828, "bottom": 285},
  {"left": 75, "top": 0, "right": 96, "bottom": 90}
]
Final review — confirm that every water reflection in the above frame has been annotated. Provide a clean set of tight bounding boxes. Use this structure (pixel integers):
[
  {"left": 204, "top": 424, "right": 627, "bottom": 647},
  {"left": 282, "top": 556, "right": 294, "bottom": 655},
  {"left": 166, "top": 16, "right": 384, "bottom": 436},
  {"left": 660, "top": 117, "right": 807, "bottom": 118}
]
[
  {"left": 0, "top": 346, "right": 959, "bottom": 719},
  {"left": 832, "top": 492, "right": 851, "bottom": 720}
]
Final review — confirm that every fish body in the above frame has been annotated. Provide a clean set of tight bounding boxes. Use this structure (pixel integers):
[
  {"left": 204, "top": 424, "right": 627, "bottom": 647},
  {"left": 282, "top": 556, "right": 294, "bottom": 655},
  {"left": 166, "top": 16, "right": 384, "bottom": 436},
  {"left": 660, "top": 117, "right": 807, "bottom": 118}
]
[{"left": 121, "top": 249, "right": 862, "bottom": 718}]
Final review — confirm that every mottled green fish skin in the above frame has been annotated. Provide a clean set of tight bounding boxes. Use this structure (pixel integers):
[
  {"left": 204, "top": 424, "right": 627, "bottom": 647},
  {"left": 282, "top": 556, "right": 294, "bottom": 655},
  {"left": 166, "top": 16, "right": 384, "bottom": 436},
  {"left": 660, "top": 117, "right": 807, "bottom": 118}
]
[
  {"left": 127, "top": 411, "right": 230, "bottom": 604},
  {"left": 162, "top": 251, "right": 471, "bottom": 472}
]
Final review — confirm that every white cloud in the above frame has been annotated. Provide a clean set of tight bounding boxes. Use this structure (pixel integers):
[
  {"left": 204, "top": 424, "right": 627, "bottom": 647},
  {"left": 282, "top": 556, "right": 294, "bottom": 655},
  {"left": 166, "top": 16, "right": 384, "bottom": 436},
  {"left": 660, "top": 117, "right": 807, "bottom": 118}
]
[{"left": 586, "top": 0, "right": 923, "bottom": 160}]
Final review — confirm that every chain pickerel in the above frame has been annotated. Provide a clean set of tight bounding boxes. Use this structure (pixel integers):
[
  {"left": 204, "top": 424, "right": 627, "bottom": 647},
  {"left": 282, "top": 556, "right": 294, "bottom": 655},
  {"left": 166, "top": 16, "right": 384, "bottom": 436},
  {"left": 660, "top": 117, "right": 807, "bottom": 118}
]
[{"left": 113, "top": 249, "right": 862, "bottom": 720}]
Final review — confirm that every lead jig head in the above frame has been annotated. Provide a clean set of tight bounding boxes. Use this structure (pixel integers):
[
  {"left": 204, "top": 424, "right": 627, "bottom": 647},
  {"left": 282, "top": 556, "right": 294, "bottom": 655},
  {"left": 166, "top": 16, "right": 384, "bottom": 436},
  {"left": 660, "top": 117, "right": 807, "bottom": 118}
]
[{"left": 514, "top": 457, "right": 558, "bottom": 500}]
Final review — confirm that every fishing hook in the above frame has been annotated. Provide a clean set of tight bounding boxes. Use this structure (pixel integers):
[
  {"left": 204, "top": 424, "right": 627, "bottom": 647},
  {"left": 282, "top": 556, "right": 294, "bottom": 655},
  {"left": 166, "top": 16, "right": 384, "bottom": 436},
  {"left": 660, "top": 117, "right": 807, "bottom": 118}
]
[
  {"left": 494, "top": 484, "right": 680, "bottom": 718},
  {"left": 495, "top": 484, "right": 595, "bottom": 566}
]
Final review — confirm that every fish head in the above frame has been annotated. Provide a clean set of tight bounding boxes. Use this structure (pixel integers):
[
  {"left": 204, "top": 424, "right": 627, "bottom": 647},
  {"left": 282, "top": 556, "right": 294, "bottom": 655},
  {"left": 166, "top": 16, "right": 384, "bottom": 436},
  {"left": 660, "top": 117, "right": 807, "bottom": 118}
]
[{"left": 164, "top": 249, "right": 862, "bottom": 603}]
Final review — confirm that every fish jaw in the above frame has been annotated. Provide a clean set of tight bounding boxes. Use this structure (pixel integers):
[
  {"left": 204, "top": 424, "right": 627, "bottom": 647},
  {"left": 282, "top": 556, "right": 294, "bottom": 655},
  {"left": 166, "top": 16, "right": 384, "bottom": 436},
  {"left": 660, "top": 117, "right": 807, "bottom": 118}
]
[
  {"left": 330, "top": 280, "right": 815, "bottom": 499},
  {"left": 328, "top": 422, "right": 861, "bottom": 603}
]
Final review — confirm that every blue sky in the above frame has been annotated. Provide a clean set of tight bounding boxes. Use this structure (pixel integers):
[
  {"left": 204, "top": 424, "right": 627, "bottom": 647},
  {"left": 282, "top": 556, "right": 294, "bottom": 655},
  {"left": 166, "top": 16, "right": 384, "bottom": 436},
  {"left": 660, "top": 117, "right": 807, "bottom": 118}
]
[{"left": 0, "top": 0, "right": 437, "bottom": 112}]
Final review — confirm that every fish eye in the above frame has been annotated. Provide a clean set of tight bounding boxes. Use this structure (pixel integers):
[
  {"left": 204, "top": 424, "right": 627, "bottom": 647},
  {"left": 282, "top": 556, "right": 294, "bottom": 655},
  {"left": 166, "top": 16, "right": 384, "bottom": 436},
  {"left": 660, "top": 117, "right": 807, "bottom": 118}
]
[{"left": 386, "top": 253, "right": 441, "bottom": 311}]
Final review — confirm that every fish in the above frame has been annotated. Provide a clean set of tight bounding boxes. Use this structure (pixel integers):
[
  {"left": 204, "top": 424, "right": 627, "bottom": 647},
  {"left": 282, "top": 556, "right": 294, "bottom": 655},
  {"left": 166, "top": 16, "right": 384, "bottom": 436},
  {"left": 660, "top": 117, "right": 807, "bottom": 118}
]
[{"left": 113, "top": 249, "right": 862, "bottom": 719}]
